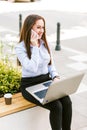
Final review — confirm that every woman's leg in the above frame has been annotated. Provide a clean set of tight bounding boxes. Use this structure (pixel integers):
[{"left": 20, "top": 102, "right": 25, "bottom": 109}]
[
  {"left": 21, "top": 86, "right": 72, "bottom": 130},
  {"left": 45, "top": 96, "right": 72, "bottom": 130},
  {"left": 60, "top": 96, "right": 72, "bottom": 130},
  {"left": 21, "top": 87, "right": 63, "bottom": 130},
  {"left": 44, "top": 100, "right": 63, "bottom": 130}
]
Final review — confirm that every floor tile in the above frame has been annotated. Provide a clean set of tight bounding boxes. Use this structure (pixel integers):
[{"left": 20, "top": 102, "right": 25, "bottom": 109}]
[
  {"left": 71, "top": 110, "right": 87, "bottom": 130},
  {"left": 69, "top": 54, "right": 87, "bottom": 62},
  {"left": 67, "top": 62, "right": 87, "bottom": 71},
  {"left": 77, "top": 126, "right": 87, "bottom": 130},
  {"left": 71, "top": 92, "right": 87, "bottom": 116}
]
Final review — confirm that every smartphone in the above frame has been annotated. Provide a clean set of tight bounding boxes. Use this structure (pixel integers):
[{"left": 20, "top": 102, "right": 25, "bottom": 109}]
[{"left": 31, "top": 29, "right": 39, "bottom": 39}]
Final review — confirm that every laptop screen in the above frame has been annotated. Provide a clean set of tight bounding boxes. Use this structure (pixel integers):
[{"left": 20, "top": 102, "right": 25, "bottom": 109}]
[
  {"left": 34, "top": 81, "right": 52, "bottom": 99},
  {"left": 43, "top": 81, "right": 52, "bottom": 87},
  {"left": 34, "top": 89, "right": 48, "bottom": 99}
]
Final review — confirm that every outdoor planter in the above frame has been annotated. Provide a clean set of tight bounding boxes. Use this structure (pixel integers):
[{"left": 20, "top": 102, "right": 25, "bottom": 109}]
[{"left": 0, "top": 60, "right": 21, "bottom": 98}]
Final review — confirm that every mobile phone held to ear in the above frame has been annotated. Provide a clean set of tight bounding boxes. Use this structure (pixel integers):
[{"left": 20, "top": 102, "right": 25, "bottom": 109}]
[{"left": 31, "top": 29, "right": 39, "bottom": 39}]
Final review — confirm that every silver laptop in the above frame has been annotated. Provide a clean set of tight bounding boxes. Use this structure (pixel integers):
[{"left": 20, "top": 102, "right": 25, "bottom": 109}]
[{"left": 26, "top": 72, "right": 85, "bottom": 105}]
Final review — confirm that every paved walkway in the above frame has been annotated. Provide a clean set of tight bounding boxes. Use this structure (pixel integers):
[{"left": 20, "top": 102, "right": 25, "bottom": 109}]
[{"left": 51, "top": 39, "right": 87, "bottom": 130}]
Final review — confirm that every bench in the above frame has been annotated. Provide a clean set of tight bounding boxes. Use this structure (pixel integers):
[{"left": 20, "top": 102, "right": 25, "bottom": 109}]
[
  {"left": 0, "top": 90, "right": 86, "bottom": 130},
  {"left": 0, "top": 92, "right": 36, "bottom": 117},
  {"left": 0, "top": 92, "right": 51, "bottom": 130}
]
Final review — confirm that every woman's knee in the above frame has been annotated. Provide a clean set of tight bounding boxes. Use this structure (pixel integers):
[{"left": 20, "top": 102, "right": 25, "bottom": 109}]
[
  {"left": 45, "top": 100, "right": 63, "bottom": 112},
  {"left": 60, "top": 96, "right": 72, "bottom": 107}
]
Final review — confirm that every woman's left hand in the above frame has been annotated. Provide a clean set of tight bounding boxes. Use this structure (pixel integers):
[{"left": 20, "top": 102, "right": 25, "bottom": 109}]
[{"left": 53, "top": 76, "right": 60, "bottom": 82}]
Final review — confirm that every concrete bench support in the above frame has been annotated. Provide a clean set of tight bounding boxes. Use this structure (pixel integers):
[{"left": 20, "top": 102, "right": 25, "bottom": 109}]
[
  {"left": 0, "top": 106, "right": 51, "bottom": 130},
  {"left": 0, "top": 93, "right": 51, "bottom": 130},
  {"left": 0, "top": 93, "right": 36, "bottom": 117}
]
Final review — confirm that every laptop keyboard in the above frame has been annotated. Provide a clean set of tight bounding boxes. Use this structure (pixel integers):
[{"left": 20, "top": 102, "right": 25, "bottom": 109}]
[
  {"left": 43, "top": 81, "right": 52, "bottom": 87},
  {"left": 34, "top": 89, "right": 48, "bottom": 99}
]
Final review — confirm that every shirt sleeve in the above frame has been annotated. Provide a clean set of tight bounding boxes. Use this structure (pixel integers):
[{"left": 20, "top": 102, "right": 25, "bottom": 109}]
[
  {"left": 48, "top": 64, "right": 59, "bottom": 79},
  {"left": 15, "top": 43, "right": 40, "bottom": 73}
]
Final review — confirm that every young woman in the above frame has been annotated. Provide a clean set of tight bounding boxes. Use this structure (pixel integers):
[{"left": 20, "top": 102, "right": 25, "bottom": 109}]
[{"left": 15, "top": 14, "right": 72, "bottom": 130}]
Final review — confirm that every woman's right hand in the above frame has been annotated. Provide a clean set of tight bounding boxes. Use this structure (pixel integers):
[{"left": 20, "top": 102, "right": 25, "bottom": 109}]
[{"left": 30, "top": 29, "right": 39, "bottom": 46}]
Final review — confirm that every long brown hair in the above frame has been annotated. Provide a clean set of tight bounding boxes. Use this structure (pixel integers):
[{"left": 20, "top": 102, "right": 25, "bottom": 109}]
[{"left": 18, "top": 14, "right": 51, "bottom": 65}]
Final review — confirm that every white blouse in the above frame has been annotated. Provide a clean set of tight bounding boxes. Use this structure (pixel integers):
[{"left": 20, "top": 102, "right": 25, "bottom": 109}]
[{"left": 15, "top": 40, "right": 58, "bottom": 79}]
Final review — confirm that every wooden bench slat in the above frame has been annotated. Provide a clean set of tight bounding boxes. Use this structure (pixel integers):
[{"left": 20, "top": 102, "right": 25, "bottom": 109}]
[{"left": 0, "top": 93, "right": 36, "bottom": 117}]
